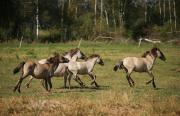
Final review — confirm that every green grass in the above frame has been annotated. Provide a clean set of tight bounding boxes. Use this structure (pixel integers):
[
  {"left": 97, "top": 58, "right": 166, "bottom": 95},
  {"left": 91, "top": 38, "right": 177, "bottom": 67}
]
[{"left": 0, "top": 41, "right": 180, "bottom": 115}]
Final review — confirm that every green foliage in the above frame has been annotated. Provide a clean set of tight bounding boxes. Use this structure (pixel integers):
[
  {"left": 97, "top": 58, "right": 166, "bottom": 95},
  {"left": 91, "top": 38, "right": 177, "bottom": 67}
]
[{"left": 131, "top": 19, "right": 147, "bottom": 40}]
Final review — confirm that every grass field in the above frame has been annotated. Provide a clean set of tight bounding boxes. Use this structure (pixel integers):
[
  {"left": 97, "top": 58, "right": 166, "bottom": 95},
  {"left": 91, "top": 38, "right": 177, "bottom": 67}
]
[{"left": 0, "top": 41, "right": 180, "bottom": 115}]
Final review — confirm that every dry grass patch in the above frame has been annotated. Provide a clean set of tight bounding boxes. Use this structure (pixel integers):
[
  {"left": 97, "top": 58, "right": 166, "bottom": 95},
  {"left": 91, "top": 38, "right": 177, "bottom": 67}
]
[{"left": 1, "top": 91, "right": 180, "bottom": 116}]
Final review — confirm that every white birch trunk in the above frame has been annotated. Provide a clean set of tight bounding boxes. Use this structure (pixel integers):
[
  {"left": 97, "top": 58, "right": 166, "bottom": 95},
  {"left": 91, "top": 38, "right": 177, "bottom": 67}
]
[
  {"left": 104, "top": 8, "right": 109, "bottom": 29},
  {"left": 174, "top": 0, "right": 176, "bottom": 31},
  {"left": 169, "top": 0, "right": 172, "bottom": 32}
]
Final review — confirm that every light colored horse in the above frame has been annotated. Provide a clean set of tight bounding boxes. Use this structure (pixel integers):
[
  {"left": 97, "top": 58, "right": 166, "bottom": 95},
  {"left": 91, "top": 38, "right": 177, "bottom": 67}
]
[
  {"left": 65, "top": 54, "right": 104, "bottom": 89},
  {"left": 26, "top": 48, "right": 87, "bottom": 88},
  {"left": 13, "top": 53, "right": 69, "bottom": 93},
  {"left": 113, "top": 47, "right": 166, "bottom": 88}
]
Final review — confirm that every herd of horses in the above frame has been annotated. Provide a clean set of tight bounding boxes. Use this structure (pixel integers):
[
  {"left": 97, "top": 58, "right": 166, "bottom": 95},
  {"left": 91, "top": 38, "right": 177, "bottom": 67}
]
[{"left": 13, "top": 47, "right": 166, "bottom": 93}]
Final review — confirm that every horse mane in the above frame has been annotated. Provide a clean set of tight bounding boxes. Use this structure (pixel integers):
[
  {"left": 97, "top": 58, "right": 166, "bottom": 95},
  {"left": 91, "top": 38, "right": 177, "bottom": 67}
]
[
  {"left": 142, "top": 47, "right": 161, "bottom": 58},
  {"left": 46, "top": 53, "right": 60, "bottom": 63},
  {"left": 62, "top": 52, "right": 68, "bottom": 56},
  {"left": 141, "top": 51, "right": 150, "bottom": 58},
  {"left": 69, "top": 48, "right": 80, "bottom": 57},
  {"left": 151, "top": 47, "right": 160, "bottom": 53},
  {"left": 85, "top": 54, "right": 100, "bottom": 61}
]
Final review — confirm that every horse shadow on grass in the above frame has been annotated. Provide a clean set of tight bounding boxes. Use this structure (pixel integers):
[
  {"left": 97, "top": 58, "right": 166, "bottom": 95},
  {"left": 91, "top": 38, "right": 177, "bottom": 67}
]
[
  {"left": 53, "top": 85, "right": 111, "bottom": 94},
  {"left": 55, "top": 85, "right": 110, "bottom": 90}
]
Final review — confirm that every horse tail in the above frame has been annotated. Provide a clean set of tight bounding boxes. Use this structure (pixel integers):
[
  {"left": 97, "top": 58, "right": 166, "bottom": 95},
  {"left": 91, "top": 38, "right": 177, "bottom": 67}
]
[
  {"left": 113, "top": 60, "right": 123, "bottom": 71},
  {"left": 13, "top": 61, "right": 26, "bottom": 74}
]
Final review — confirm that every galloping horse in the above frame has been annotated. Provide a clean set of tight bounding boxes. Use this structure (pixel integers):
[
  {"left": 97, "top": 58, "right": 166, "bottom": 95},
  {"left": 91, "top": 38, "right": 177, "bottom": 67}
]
[
  {"left": 26, "top": 48, "right": 87, "bottom": 88},
  {"left": 65, "top": 54, "right": 104, "bottom": 89},
  {"left": 113, "top": 47, "right": 166, "bottom": 88},
  {"left": 13, "top": 53, "right": 69, "bottom": 93}
]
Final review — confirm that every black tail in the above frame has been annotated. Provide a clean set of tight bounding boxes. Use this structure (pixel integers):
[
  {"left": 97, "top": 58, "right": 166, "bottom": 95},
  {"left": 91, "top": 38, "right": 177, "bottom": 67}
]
[
  {"left": 113, "top": 60, "right": 123, "bottom": 71},
  {"left": 13, "top": 62, "right": 26, "bottom": 74}
]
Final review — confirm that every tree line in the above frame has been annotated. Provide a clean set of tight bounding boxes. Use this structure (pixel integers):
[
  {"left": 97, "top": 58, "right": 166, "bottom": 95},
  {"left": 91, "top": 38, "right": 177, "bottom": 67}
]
[{"left": 0, "top": 0, "right": 180, "bottom": 43}]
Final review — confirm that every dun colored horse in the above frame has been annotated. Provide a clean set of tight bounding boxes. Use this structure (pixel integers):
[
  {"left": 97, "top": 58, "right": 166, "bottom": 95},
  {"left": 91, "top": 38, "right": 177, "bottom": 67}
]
[
  {"left": 26, "top": 48, "right": 87, "bottom": 88},
  {"left": 113, "top": 47, "right": 166, "bottom": 88},
  {"left": 65, "top": 54, "right": 104, "bottom": 89},
  {"left": 13, "top": 53, "right": 69, "bottom": 93}
]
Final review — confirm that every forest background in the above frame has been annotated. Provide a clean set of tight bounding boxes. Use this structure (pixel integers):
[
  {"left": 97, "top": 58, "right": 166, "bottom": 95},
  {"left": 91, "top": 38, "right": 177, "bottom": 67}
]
[{"left": 0, "top": 0, "right": 180, "bottom": 43}]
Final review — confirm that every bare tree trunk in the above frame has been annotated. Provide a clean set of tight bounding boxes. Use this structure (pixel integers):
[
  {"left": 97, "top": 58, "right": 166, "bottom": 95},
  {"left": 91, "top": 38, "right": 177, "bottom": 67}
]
[
  {"left": 100, "top": 0, "right": 103, "bottom": 36},
  {"left": 122, "top": 0, "right": 126, "bottom": 24},
  {"left": 17, "top": 0, "right": 21, "bottom": 40},
  {"left": 24, "top": 0, "right": 26, "bottom": 41},
  {"left": 95, "top": 0, "right": 96, "bottom": 26},
  {"left": 118, "top": 0, "right": 122, "bottom": 26},
  {"left": 159, "top": 0, "right": 161, "bottom": 26},
  {"left": 74, "top": 6, "right": 77, "bottom": 38},
  {"left": 36, "top": 0, "right": 38, "bottom": 42},
  {"left": 112, "top": 0, "right": 116, "bottom": 35},
  {"left": 145, "top": 0, "right": 147, "bottom": 22},
  {"left": 169, "top": 0, "right": 172, "bottom": 32},
  {"left": 7, "top": 21, "right": 10, "bottom": 42},
  {"left": 1, "top": 26, "right": 4, "bottom": 40},
  {"left": 174, "top": 0, "right": 176, "bottom": 31},
  {"left": 61, "top": 0, "right": 64, "bottom": 42},
  {"left": 163, "top": 0, "right": 165, "bottom": 26},
  {"left": 64, "top": 0, "right": 71, "bottom": 42}
]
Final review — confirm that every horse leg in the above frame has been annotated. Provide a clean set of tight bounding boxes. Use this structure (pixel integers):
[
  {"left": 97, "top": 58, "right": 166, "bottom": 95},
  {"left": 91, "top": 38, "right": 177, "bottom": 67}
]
[
  {"left": 68, "top": 74, "right": 72, "bottom": 89},
  {"left": 64, "top": 75, "right": 67, "bottom": 88},
  {"left": 14, "top": 73, "right": 30, "bottom": 93},
  {"left": 26, "top": 76, "right": 34, "bottom": 88},
  {"left": 47, "top": 78, "right": 52, "bottom": 92},
  {"left": 44, "top": 79, "right": 48, "bottom": 91},
  {"left": 129, "top": 76, "right": 135, "bottom": 86},
  {"left": 124, "top": 68, "right": 133, "bottom": 87},
  {"left": 88, "top": 74, "right": 99, "bottom": 87},
  {"left": 40, "top": 79, "right": 46, "bottom": 89},
  {"left": 146, "top": 71, "right": 156, "bottom": 88},
  {"left": 73, "top": 76, "right": 85, "bottom": 87},
  {"left": 126, "top": 73, "right": 132, "bottom": 87},
  {"left": 88, "top": 72, "right": 98, "bottom": 86},
  {"left": 76, "top": 76, "right": 85, "bottom": 87}
]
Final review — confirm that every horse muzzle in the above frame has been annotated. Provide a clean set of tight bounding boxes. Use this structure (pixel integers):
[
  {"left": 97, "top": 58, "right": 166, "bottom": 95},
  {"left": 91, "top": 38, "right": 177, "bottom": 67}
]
[{"left": 160, "top": 56, "right": 166, "bottom": 61}]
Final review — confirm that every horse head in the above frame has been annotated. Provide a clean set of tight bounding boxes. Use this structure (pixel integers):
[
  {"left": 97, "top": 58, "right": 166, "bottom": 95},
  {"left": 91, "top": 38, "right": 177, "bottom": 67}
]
[
  {"left": 85, "top": 54, "right": 104, "bottom": 66},
  {"left": 70, "top": 48, "right": 87, "bottom": 60},
  {"left": 151, "top": 47, "right": 166, "bottom": 61},
  {"left": 57, "top": 53, "right": 69, "bottom": 63}
]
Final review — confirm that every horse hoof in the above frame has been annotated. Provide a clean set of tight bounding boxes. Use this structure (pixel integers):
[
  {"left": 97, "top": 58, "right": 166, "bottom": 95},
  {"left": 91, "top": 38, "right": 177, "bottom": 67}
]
[
  {"left": 13, "top": 89, "right": 16, "bottom": 92},
  {"left": 18, "top": 90, "right": 21, "bottom": 93}
]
